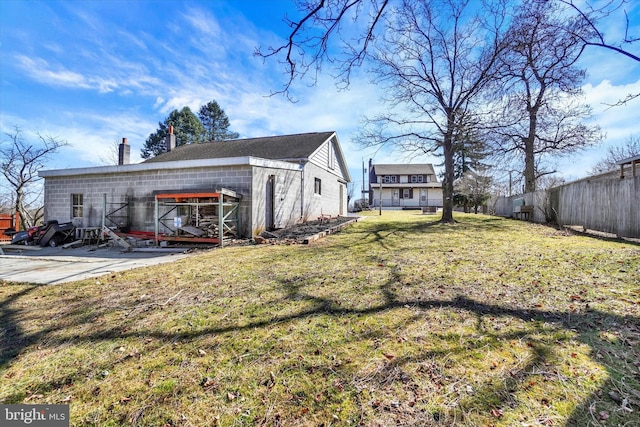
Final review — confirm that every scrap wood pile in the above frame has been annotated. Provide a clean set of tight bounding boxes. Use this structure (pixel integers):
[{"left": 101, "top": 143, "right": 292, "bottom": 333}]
[
  {"left": 255, "top": 216, "right": 356, "bottom": 245},
  {"left": 164, "top": 206, "right": 237, "bottom": 240},
  {"left": 183, "top": 206, "right": 222, "bottom": 238}
]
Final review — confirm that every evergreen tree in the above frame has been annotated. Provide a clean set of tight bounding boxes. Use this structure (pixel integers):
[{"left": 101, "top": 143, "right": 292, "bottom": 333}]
[
  {"left": 436, "top": 114, "right": 491, "bottom": 181},
  {"left": 198, "top": 100, "right": 239, "bottom": 141},
  {"left": 140, "top": 107, "right": 205, "bottom": 159},
  {"left": 451, "top": 118, "right": 491, "bottom": 180},
  {"left": 454, "top": 169, "right": 493, "bottom": 214}
]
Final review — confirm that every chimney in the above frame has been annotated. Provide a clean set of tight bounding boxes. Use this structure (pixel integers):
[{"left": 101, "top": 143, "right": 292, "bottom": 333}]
[
  {"left": 165, "top": 125, "right": 176, "bottom": 152},
  {"left": 118, "top": 137, "right": 130, "bottom": 165}
]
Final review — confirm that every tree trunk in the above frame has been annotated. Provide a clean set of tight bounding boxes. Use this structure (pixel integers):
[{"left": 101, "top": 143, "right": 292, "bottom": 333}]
[
  {"left": 15, "top": 187, "right": 28, "bottom": 230},
  {"left": 524, "top": 108, "right": 538, "bottom": 193},
  {"left": 441, "top": 120, "right": 456, "bottom": 223}
]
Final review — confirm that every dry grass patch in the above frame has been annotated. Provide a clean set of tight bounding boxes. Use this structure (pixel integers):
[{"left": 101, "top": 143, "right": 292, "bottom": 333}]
[{"left": 1, "top": 211, "right": 639, "bottom": 426}]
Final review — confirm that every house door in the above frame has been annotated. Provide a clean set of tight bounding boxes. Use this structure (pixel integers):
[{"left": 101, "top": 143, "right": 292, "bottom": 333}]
[
  {"left": 339, "top": 184, "right": 344, "bottom": 215},
  {"left": 266, "top": 175, "right": 275, "bottom": 231},
  {"left": 420, "top": 189, "right": 427, "bottom": 206},
  {"left": 392, "top": 189, "right": 400, "bottom": 206}
]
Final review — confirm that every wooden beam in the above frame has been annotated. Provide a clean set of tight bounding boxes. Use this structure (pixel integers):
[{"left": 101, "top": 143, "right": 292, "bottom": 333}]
[{"left": 155, "top": 192, "right": 220, "bottom": 199}]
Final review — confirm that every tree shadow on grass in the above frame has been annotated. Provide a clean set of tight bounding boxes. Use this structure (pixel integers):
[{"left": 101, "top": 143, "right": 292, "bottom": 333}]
[
  {"left": 4, "top": 281, "right": 637, "bottom": 424},
  {"left": 0, "top": 215, "right": 638, "bottom": 425},
  {"left": 342, "top": 213, "right": 529, "bottom": 248},
  {"left": 0, "top": 284, "right": 49, "bottom": 368}
]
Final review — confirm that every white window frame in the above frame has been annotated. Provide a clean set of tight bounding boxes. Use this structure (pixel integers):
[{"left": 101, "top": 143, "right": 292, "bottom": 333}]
[{"left": 71, "top": 193, "right": 84, "bottom": 218}]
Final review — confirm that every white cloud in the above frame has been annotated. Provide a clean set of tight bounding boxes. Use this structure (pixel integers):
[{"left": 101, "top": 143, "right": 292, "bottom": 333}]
[
  {"left": 583, "top": 79, "right": 640, "bottom": 143},
  {"left": 15, "top": 55, "right": 90, "bottom": 88},
  {"left": 0, "top": 110, "right": 157, "bottom": 169}
]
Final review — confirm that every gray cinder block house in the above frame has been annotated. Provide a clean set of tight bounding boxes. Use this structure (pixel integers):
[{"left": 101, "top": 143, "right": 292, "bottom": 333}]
[{"left": 40, "top": 131, "right": 351, "bottom": 239}]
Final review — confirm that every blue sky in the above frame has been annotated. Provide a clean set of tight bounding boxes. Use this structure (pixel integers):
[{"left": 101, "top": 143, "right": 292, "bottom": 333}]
[{"left": 1, "top": 0, "right": 639, "bottom": 193}]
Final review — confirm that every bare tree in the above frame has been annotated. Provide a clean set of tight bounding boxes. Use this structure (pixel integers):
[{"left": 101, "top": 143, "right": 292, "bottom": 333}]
[
  {"left": 356, "top": 0, "right": 510, "bottom": 222},
  {"left": 346, "top": 181, "right": 357, "bottom": 208},
  {"left": 491, "top": 0, "right": 601, "bottom": 193},
  {"left": 590, "top": 135, "right": 640, "bottom": 174},
  {"left": 0, "top": 188, "right": 13, "bottom": 213},
  {"left": 99, "top": 138, "right": 121, "bottom": 165},
  {"left": 258, "top": 0, "right": 510, "bottom": 222},
  {"left": 1, "top": 127, "right": 68, "bottom": 229}
]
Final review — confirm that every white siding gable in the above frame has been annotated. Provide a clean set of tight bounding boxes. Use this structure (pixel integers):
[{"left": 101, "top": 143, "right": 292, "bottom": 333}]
[{"left": 308, "top": 136, "right": 347, "bottom": 181}]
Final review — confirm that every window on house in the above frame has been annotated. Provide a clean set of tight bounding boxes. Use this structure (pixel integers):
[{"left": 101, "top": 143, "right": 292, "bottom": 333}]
[
  {"left": 403, "top": 189, "right": 410, "bottom": 198},
  {"left": 314, "top": 178, "right": 322, "bottom": 195},
  {"left": 383, "top": 175, "right": 397, "bottom": 183},
  {"left": 418, "top": 175, "right": 424, "bottom": 183},
  {"left": 71, "top": 194, "right": 84, "bottom": 218}
]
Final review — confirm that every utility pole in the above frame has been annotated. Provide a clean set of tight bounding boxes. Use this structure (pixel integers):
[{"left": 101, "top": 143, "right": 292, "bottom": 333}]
[{"left": 362, "top": 159, "right": 366, "bottom": 205}]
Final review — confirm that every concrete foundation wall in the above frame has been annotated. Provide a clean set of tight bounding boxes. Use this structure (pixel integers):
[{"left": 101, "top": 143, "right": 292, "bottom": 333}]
[{"left": 43, "top": 165, "right": 253, "bottom": 236}]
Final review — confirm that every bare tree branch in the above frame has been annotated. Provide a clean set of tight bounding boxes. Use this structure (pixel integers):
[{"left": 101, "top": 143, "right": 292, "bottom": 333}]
[
  {"left": 557, "top": 0, "right": 639, "bottom": 105},
  {"left": 254, "top": 0, "right": 390, "bottom": 97},
  {"left": 1, "top": 127, "right": 68, "bottom": 228}
]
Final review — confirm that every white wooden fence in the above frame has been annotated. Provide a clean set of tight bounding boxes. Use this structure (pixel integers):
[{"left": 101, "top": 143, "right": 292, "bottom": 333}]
[{"left": 494, "top": 174, "right": 640, "bottom": 238}]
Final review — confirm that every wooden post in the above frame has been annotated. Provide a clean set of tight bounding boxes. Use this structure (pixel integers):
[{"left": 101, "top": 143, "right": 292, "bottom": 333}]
[
  {"left": 379, "top": 180, "right": 382, "bottom": 216},
  {"left": 154, "top": 195, "right": 159, "bottom": 245},
  {"left": 218, "top": 193, "right": 224, "bottom": 247}
]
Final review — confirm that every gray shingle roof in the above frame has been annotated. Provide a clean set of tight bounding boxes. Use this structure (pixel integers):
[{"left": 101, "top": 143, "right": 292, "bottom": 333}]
[
  {"left": 373, "top": 164, "right": 436, "bottom": 176},
  {"left": 144, "top": 131, "right": 336, "bottom": 163}
]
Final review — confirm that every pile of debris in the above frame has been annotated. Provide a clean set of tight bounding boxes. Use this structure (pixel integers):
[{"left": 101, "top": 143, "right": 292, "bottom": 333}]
[{"left": 255, "top": 216, "right": 357, "bottom": 245}]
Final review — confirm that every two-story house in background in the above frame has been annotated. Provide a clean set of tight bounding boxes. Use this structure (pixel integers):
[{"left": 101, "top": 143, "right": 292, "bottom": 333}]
[{"left": 368, "top": 160, "right": 443, "bottom": 209}]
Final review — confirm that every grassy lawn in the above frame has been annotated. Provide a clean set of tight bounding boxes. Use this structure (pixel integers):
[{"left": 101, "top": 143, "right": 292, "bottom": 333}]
[{"left": 1, "top": 211, "right": 639, "bottom": 426}]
